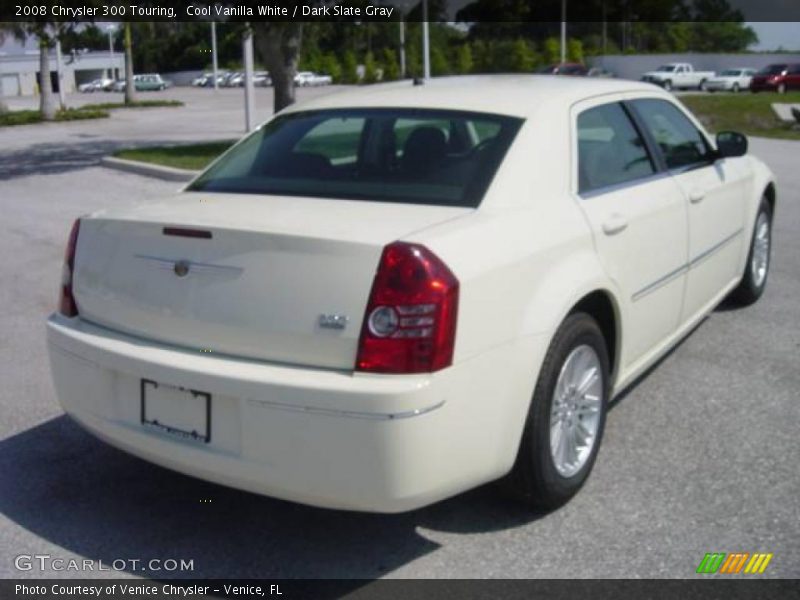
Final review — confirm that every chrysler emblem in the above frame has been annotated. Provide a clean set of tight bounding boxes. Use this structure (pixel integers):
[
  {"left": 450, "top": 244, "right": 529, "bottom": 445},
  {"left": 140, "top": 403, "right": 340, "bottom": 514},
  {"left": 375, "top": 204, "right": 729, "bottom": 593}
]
[{"left": 173, "top": 260, "right": 190, "bottom": 277}]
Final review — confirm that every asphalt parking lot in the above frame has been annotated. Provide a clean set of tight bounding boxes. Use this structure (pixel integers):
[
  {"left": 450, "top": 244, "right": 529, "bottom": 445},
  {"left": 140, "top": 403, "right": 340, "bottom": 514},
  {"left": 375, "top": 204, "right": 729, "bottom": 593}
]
[{"left": 0, "top": 89, "right": 798, "bottom": 580}]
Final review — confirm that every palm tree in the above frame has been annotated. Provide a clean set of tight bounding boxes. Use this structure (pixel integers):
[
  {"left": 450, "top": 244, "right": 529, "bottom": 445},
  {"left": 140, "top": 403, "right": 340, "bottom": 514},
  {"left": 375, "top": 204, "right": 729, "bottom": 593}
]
[
  {"left": 252, "top": 23, "right": 303, "bottom": 113},
  {"left": 36, "top": 30, "right": 58, "bottom": 120},
  {"left": 123, "top": 23, "right": 137, "bottom": 105}
]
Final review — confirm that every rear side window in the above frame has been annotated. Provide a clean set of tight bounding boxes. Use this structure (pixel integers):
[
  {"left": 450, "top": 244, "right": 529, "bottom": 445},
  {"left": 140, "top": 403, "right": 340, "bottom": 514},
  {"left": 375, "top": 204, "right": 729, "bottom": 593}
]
[
  {"left": 632, "top": 99, "right": 713, "bottom": 170},
  {"left": 188, "top": 108, "right": 523, "bottom": 208},
  {"left": 577, "top": 102, "right": 655, "bottom": 194}
]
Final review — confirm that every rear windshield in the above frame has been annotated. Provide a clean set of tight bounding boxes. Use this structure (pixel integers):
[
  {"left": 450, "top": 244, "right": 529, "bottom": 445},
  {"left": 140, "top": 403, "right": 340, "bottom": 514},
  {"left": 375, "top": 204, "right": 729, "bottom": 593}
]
[{"left": 188, "top": 108, "right": 523, "bottom": 207}]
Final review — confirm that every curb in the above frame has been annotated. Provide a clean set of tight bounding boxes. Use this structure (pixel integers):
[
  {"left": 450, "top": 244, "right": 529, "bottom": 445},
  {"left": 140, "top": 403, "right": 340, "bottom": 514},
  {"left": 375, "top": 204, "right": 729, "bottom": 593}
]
[{"left": 100, "top": 156, "right": 200, "bottom": 182}]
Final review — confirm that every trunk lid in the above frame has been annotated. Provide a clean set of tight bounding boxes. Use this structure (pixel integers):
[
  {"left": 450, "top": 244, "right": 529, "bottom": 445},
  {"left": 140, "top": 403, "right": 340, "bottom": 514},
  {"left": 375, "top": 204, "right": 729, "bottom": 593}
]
[{"left": 73, "top": 193, "right": 471, "bottom": 370}]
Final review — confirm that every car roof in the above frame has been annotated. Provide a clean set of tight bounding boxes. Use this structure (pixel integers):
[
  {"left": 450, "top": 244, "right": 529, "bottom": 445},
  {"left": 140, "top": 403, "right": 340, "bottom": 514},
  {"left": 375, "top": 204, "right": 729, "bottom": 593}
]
[{"left": 284, "top": 75, "right": 660, "bottom": 119}]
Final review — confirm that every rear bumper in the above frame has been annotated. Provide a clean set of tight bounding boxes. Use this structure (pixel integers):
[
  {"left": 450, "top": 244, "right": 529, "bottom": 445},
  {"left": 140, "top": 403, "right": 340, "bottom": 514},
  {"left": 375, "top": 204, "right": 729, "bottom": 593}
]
[{"left": 46, "top": 314, "right": 543, "bottom": 512}]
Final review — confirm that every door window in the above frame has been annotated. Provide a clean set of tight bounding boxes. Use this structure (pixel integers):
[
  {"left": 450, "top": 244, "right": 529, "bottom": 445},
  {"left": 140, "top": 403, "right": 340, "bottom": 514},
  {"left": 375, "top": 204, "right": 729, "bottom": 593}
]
[
  {"left": 577, "top": 102, "right": 656, "bottom": 194},
  {"left": 632, "top": 99, "right": 714, "bottom": 170}
]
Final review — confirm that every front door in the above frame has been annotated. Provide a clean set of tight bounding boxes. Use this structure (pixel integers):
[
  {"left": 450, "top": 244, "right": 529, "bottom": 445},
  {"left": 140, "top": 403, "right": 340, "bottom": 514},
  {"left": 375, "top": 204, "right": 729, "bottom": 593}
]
[{"left": 631, "top": 98, "right": 747, "bottom": 323}]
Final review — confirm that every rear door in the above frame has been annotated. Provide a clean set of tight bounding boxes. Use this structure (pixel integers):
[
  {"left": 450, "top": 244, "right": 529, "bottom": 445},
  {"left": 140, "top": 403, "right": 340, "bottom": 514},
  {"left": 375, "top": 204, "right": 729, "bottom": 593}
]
[
  {"left": 630, "top": 98, "right": 747, "bottom": 323},
  {"left": 572, "top": 97, "right": 689, "bottom": 370}
]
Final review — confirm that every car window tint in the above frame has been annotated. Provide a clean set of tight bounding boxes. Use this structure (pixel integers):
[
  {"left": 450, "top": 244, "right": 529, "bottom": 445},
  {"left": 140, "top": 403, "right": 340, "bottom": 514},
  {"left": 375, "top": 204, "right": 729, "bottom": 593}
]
[
  {"left": 577, "top": 102, "right": 655, "bottom": 194},
  {"left": 632, "top": 99, "right": 712, "bottom": 170}
]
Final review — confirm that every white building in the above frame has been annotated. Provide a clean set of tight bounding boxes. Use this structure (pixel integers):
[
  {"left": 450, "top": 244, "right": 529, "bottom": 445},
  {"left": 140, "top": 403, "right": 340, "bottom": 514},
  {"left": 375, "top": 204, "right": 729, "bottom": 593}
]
[{"left": 0, "top": 39, "right": 124, "bottom": 97}]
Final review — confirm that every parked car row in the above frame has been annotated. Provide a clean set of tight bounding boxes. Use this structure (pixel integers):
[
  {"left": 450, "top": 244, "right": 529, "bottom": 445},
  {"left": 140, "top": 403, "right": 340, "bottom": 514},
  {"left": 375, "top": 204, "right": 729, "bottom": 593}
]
[
  {"left": 536, "top": 63, "right": 616, "bottom": 78},
  {"left": 77, "top": 78, "right": 115, "bottom": 93},
  {"left": 190, "top": 70, "right": 333, "bottom": 88},
  {"left": 103, "top": 74, "right": 170, "bottom": 93},
  {"left": 192, "top": 71, "right": 272, "bottom": 88},
  {"left": 294, "top": 71, "right": 333, "bottom": 86},
  {"left": 640, "top": 62, "right": 800, "bottom": 93}
]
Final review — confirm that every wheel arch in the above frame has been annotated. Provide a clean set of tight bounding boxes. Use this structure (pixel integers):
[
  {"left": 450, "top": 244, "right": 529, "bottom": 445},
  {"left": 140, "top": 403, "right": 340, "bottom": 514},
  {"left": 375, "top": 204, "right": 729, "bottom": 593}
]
[
  {"left": 764, "top": 181, "right": 776, "bottom": 216},
  {"left": 568, "top": 289, "right": 622, "bottom": 385}
]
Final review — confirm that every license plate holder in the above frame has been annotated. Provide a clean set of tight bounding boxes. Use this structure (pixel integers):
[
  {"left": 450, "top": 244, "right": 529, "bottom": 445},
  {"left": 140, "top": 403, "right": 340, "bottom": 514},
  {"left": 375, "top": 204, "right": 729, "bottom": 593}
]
[{"left": 140, "top": 379, "right": 211, "bottom": 443}]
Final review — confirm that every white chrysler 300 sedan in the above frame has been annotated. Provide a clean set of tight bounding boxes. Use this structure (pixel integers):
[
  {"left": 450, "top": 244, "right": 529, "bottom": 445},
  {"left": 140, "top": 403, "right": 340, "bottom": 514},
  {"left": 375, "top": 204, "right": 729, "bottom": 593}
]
[{"left": 47, "top": 76, "right": 775, "bottom": 512}]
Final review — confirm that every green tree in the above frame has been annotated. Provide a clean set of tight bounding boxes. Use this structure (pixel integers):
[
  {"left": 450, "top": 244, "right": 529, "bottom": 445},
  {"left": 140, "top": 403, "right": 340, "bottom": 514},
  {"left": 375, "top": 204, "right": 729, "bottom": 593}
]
[
  {"left": 342, "top": 50, "right": 359, "bottom": 83},
  {"left": 454, "top": 44, "right": 473, "bottom": 74},
  {"left": 320, "top": 53, "right": 342, "bottom": 83},
  {"left": 567, "top": 38, "right": 584, "bottom": 64},
  {"left": 431, "top": 46, "right": 450, "bottom": 76},
  {"left": 509, "top": 39, "right": 536, "bottom": 72},
  {"left": 406, "top": 42, "right": 422, "bottom": 78},
  {"left": 543, "top": 37, "right": 560, "bottom": 64},
  {"left": 470, "top": 40, "right": 490, "bottom": 73},
  {"left": 382, "top": 48, "right": 400, "bottom": 81},
  {"left": 363, "top": 51, "right": 378, "bottom": 83}
]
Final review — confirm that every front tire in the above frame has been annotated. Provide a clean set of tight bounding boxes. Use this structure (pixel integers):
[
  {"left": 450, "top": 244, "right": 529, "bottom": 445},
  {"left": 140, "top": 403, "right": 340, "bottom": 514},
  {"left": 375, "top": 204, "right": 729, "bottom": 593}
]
[
  {"left": 506, "top": 313, "right": 610, "bottom": 510},
  {"left": 730, "top": 198, "right": 772, "bottom": 306},
  {"left": 732, "top": 83, "right": 740, "bottom": 93},
  {"left": 663, "top": 80, "right": 673, "bottom": 92},
  {"left": 777, "top": 83, "right": 787, "bottom": 94}
]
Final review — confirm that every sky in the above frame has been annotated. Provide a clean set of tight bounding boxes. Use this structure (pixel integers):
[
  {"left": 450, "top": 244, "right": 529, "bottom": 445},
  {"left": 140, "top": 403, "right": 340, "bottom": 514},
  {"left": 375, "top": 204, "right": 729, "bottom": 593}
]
[{"left": 747, "top": 22, "right": 800, "bottom": 51}]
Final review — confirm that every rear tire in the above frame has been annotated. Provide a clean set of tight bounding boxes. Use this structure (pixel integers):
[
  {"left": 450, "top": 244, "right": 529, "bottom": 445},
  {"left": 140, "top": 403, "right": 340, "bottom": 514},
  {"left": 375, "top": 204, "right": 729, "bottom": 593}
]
[
  {"left": 506, "top": 313, "right": 610, "bottom": 511},
  {"left": 730, "top": 198, "right": 772, "bottom": 306},
  {"left": 699, "top": 79, "right": 708, "bottom": 91},
  {"left": 663, "top": 80, "right": 673, "bottom": 92},
  {"left": 732, "top": 83, "right": 740, "bottom": 93}
]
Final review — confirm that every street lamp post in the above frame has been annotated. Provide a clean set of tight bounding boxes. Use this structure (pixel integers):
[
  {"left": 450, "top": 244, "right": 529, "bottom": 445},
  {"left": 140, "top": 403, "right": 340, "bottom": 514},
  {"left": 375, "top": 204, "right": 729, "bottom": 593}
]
[
  {"left": 211, "top": 21, "right": 219, "bottom": 91},
  {"left": 422, "top": 0, "right": 430, "bottom": 79},
  {"left": 399, "top": 16, "right": 406, "bottom": 79},
  {"left": 243, "top": 26, "right": 255, "bottom": 132},
  {"left": 560, "top": 0, "right": 567, "bottom": 65}
]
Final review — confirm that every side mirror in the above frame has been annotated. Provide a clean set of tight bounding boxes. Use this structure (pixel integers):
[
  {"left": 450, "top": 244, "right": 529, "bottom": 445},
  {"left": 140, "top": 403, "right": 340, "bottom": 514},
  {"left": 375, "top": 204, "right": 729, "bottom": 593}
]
[{"left": 716, "top": 131, "right": 748, "bottom": 158}]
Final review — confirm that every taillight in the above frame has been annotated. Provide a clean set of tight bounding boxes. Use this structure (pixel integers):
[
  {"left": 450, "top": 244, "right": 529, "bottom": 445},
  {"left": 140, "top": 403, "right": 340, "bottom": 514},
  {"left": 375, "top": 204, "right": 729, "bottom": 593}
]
[
  {"left": 356, "top": 242, "right": 458, "bottom": 374},
  {"left": 58, "top": 219, "right": 81, "bottom": 317}
]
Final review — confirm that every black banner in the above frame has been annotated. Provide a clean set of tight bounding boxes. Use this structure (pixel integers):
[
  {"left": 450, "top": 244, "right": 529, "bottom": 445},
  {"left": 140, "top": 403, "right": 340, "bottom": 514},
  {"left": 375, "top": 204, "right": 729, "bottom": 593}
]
[
  {"left": 2, "top": 579, "right": 798, "bottom": 600},
  {"left": 2, "top": 0, "right": 800, "bottom": 23}
]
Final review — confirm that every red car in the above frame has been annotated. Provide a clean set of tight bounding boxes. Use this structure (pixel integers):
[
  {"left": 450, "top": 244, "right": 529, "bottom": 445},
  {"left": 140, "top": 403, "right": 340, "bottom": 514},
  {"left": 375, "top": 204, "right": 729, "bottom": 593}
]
[{"left": 750, "top": 63, "right": 800, "bottom": 94}]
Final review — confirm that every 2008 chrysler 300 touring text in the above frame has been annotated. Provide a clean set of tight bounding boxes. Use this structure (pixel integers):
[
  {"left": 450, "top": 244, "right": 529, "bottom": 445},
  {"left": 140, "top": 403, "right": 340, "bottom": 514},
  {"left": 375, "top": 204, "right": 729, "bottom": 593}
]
[{"left": 47, "top": 76, "right": 775, "bottom": 512}]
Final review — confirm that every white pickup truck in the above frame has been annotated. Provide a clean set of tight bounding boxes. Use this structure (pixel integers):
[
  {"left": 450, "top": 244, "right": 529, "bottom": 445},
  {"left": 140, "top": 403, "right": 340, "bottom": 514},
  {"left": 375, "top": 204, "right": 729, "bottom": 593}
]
[{"left": 640, "top": 63, "right": 716, "bottom": 91}]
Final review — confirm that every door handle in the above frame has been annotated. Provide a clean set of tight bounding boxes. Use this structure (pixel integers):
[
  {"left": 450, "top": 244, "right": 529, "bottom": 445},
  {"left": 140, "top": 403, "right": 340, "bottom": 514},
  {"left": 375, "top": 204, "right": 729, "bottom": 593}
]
[
  {"left": 602, "top": 214, "right": 628, "bottom": 236},
  {"left": 689, "top": 189, "right": 705, "bottom": 203}
]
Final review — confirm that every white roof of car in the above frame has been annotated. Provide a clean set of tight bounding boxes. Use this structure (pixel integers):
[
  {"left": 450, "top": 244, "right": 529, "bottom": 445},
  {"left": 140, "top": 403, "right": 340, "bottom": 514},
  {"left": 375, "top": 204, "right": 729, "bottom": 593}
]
[{"left": 285, "top": 75, "right": 661, "bottom": 119}]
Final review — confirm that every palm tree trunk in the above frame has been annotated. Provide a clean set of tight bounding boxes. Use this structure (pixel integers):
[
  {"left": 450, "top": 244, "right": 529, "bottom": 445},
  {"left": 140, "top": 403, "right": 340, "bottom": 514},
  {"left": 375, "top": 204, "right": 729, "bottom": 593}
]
[
  {"left": 253, "top": 23, "right": 302, "bottom": 113},
  {"left": 39, "top": 40, "right": 57, "bottom": 120},
  {"left": 124, "top": 23, "right": 137, "bottom": 104}
]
